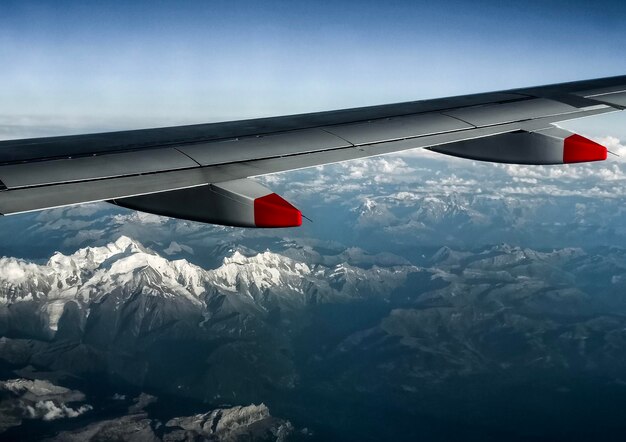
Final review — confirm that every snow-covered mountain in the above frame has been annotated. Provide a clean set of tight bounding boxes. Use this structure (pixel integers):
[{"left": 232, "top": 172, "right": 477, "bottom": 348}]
[
  {"left": 2, "top": 237, "right": 626, "bottom": 440},
  {"left": 0, "top": 236, "right": 418, "bottom": 336}
]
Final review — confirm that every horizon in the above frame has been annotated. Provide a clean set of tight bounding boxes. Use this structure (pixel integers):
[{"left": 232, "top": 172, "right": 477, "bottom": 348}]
[{"left": 2, "top": 1, "right": 626, "bottom": 137}]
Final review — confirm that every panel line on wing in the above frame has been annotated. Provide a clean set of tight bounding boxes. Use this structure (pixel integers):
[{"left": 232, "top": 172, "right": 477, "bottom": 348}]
[
  {"left": 319, "top": 128, "right": 356, "bottom": 148},
  {"left": 173, "top": 147, "right": 202, "bottom": 167},
  {"left": 0, "top": 95, "right": 531, "bottom": 165},
  {"left": 0, "top": 105, "right": 616, "bottom": 194},
  {"left": 438, "top": 113, "right": 476, "bottom": 129}
]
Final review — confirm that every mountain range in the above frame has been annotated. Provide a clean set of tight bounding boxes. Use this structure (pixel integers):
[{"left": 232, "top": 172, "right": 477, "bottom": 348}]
[{"left": 1, "top": 236, "right": 626, "bottom": 440}]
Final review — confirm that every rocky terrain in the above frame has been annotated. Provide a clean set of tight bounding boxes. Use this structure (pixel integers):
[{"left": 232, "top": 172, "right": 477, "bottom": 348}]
[
  {"left": 0, "top": 235, "right": 626, "bottom": 440},
  {"left": 0, "top": 378, "right": 92, "bottom": 433},
  {"left": 46, "top": 394, "right": 294, "bottom": 442},
  {"left": 0, "top": 377, "right": 294, "bottom": 442}
]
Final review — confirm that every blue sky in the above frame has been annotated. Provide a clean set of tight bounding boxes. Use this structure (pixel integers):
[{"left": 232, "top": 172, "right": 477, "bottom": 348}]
[
  {"left": 1, "top": 0, "right": 626, "bottom": 136},
  {"left": 0, "top": 1, "right": 625, "bottom": 255}
]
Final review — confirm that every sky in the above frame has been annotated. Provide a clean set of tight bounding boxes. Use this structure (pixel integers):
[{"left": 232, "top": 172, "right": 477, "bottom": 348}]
[{"left": 1, "top": 0, "right": 626, "bottom": 138}]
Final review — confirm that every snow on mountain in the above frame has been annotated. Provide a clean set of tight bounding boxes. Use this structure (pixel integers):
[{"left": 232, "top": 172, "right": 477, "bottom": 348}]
[
  {"left": 274, "top": 240, "right": 410, "bottom": 267},
  {"left": 213, "top": 250, "right": 313, "bottom": 291},
  {"left": 0, "top": 258, "right": 53, "bottom": 303},
  {"left": 0, "top": 236, "right": 419, "bottom": 333},
  {"left": 166, "top": 403, "right": 293, "bottom": 441},
  {"left": 43, "top": 395, "right": 294, "bottom": 442},
  {"left": 77, "top": 245, "right": 208, "bottom": 304},
  {"left": 0, "top": 236, "right": 210, "bottom": 330},
  {"left": 163, "top": 241, "right": 194, "bottom": 256},
  {"left": 353, "top": 197, "right": 397, "bottom": 228},
  {"left": 431, "top": 243, "right": 586, "bottom": 270},
  {"left": 208, "top": 248, "right": 416, "bottom": 309}
]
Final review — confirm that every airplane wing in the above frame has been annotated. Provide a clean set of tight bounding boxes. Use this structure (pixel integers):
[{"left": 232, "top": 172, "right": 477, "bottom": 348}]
[{"left": 0, "top": 75, "right": 625, "bottom": 227}]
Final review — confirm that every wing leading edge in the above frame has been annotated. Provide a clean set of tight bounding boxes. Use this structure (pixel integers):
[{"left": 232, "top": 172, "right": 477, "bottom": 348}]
[{"left": 0, "top": 75, "right": 625, "bottom": 225}]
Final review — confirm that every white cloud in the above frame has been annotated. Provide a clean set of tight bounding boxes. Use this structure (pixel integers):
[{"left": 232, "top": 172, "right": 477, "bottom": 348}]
[
  {"left": 24, "top": 400, "right": 93, "bottom": 421},
  {"left": 0, "top": 378, "right": 93, "bottom": 422},
  {"left": 595, "top": 136, "right": 626, "bottom": 161}
]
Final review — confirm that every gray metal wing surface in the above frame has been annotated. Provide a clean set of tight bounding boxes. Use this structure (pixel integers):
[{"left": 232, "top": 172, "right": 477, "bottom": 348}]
[{"left": 0, "top": 75, "right": 624, "bottom": 225}]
